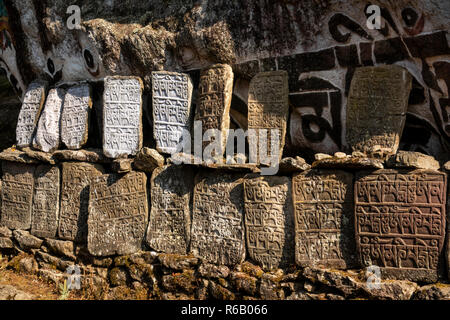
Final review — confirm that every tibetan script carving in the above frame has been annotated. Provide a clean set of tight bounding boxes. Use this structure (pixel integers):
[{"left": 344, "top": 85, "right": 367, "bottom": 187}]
[
  {"left": 16, "top": 80, "right": 47, "bottom": 148},
  {"left": 58, "top": 162, "right": 105, "bottom": 242},
  {"left": 152, "top": 71, "right": 193, "bottom": 155},
  {"left": 355, "top": 169, "right": 447, "bottom": 282},
  {"left": 87, "top": 171, "right": 148, "bottom": 256},
  {"left": 103, "top": 76, "right": 143, "bottom": 158},
  {"left": 194, "top": 64, "right": 233, "bottom": 159},
  {"left": 190, "top": 171, "right": 245, "bottom": 266},
  {"left": 346, "top": 65, "right": 412, "bottom": 156},
  {"left": 243, "top": 174, "right": 295, "bottom": 270},
  {"left": 293, "top": 170, "right": 357, "bottom": 269},
  {"left": 31, "top": 165, "right": 60, "bottom": 238},
  {"left": 247, "top": 71, "right": 289, "bottom": 165},
  {"left": 33, "top": 87, "right": 65, "bottom": 153},
  {"left": 146, "top": 165, "right": 193, "bottom": 254},
  {"left": 0, "top": 162, "right": 35, "bottom": 230},
  {"left": 61, "top": 83, "right": 92, "bottom": 149}
]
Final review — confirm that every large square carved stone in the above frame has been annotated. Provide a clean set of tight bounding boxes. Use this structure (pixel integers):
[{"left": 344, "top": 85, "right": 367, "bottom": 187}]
[
  {"left": 355, "top": 169, "right": 447, "bottom": 283},
  {"left": 146, "top": 165, "right": 194, "bottom": 254},
  {"left": 293, "top": 170, "right": 357, "bottom": 269},
  {"left": 103, "top": 76, "right": 143, "bottom": 158},
  {"left": 87, "top": 171, "right": 148, "bottom": 256},
  {"left": 243, "top": 174, "right": 295, "bottom": 270},
  {"left": 346, "top": 65, "right": 412, "bottom": 157},
  {"left": 190, "top": 171, "right": 245, "bottom": 266}
]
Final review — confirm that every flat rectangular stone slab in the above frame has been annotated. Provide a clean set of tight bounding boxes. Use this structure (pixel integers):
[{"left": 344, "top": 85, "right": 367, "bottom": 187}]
[
  {"left": 355, "top": 169, "right": 447, "bottom": 283},
  {"left": 194, "top": 64, "right": 234, "bottom": 160},
  {"left": 58, "top": 162, "right": 105, "bottom": 242},
  {"left": 0, "top": 162, "right": 36, "bottom": 230},
  {"left": 146, "top": 165, "right": 194, "bottom": 254},
  {"left": 243, "top": 174, "right": 295, "bottom": 270},
  {"left": 190, "top": 171, "right": 245, "bottom": 266},
  {"left": 293, "top": 170, "right": 357, "bottom": 269},
  {"left": 33, "top": 88, "right": 65, "bottom": 153},
  {"left": 103, "top": 76, "right": 143, "bottom": 158},
  {"left": 31, "top": 165, "right": 60, "bottom": 238},
  {"left": 87, "top": 171, "right": 148, "bottom": 256},
  {"left": 61, "top": 83, "right": 92, "bottom": 150},
  {"left": 346, "top": 65, "right": 412, "bottom": 157},
  {"left": 247, "top": 71, "right": 289, "bottom": 165},
  {"left": 16, "top": 80, "right": 47, "bottom": 148},
  {"left": 152, "top": 71, "right": 193, "bottom": 155}
]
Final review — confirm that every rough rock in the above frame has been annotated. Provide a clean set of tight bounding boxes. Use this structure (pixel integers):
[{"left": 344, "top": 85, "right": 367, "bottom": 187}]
[
  {"left": 133, "top": 147, "right": 165, "bottom": 173},
  {"left": 414, "top": 284, "right": 450, "bottom": 300},
  {"left": 386, "top": 151, "right": 440, "bottom": 170},
  {"left": 312, "top": 155, "right": 384, "bottom": 169},
  {"left": 314, "top": 153, "right": 332, "bottom": 161},
  {"left": 0, "top": 226, "right": 12, "bottom": 238},
  {"left": 158, "top": 253, "right": 199, "bottom": 271},
  {"left": 52, "top": 149, "right": 111, "bottom": 163},
  {"left": 278, "top": 157, "right": 311, "bottom": 173},
  {"left": 44, "top": 238, "right": 75, "bottom": 261},
  {"left": 111, "top": 158, "right": 133, "bottom": 173},
  {"left": 209, "top": 281, "right": 236, "bottom": 300},
  {"left": 229, "top": 272, "right": 258, "bottom": 296},
  {"left": 198, "top": 263, "right": 230, "bottom": 279},
  {"left": 0, "top": 148, "right": 41, "bottom": 164},
  {"left": 109, "top": 267, "right": 129, "bottom": 287},
  {"left": 0, "top": 237, "right": 13, "bottom": 249},
  {"left": 35, "top": 251, "right": 73, "bottom": 272},
  {"left": 162, "top": 270, "right": 196, "bottom": 294},
  {"left": 0, "top": 285, "right": 35, "bottom": 300},
  {"left": 13, "top": 230, "right": 43, "bottom": 251}
]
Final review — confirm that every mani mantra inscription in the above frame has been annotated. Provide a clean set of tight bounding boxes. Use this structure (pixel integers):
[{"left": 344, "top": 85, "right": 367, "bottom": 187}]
[
  {"left": 88, "top": 171, "right": 148, "bottom": 256},
  {"left": 355, "top": 169, "right": 447, "bottom": 282},
  {"left": 190, "top": 171, "right": 245, "bottom": 266},
  {"left": 103, "top": 76, "right": 143, "bottom": 158},
  {"left": 243, "top": 175, "right": 295, "bottom": 270},
  {"left": 293, "top": 170, "right": 357, "bottom": 269},
  {"left": 152, "top": 71, "right": 193, "bottom": 155}
]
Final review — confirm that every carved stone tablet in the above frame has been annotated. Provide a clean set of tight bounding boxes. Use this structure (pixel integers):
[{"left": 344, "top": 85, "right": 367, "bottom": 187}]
[
  {"left": 31, "top": 165, "right": 60, "bottom": 238},
  {"left": 355, "top": 169, "right": 447, "bottom": 283},
  {"left": 243, "top": 175, "right": 295, "bottom": 270},
  {"left": 58, "top": 162, "right": 105, "bottom": 242},
  {"left": 152, "top": 71, "right": 193, "bottom": 155},
  {"left": 248, "top": 71, "right": 289, "bottom": 165},
  {"left": 190, "top": 171, "right": 245, "bottom": 266},
  {"left": 346, "top": 65, "right": 412, "bottom": 156},
  {"left": 87, "top": 171, "right": 148, "bottom": 256},
  {"left": 0, "top": 162, "right": 35, "bottom": 230},
  {"left": 194, "top": 64, "right": 233, "bottom": 159},
  {"left": 33, "top": 88, "right": 65, "bottom": 153},
  {"left": 103, "top": 76, "right": 143, "bottom": 158},
  {"left": 61, "top": 83, "right": 92, "bottom": 149},
  {"left": 16, "top": 80, "right": 47, "bottom": 148},
  {"left": 293, "top": 170, "right": 357, "bottom": 269},
  {"left": 146, "top": 165, "right": 194, "bottom": 254}
]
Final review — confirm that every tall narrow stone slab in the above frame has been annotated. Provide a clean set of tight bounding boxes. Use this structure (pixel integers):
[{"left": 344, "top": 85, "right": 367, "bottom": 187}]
[
  {"left": 61, "top": 83, "right": 92, "bottom": 149},
  {"left": 152, "top": 71, "right": 193, "bottom": 155},
  {"left": 194, "top": 64, "right": 233, "bottom": 159},
  {"left": 190, "top": 171, "right": 245, "bottom": 266},
  {"left": 146, "top": 165, "right": 193, "bottom": 254},
  {"left": 243, "top": 175, "right": 295, "bottom": 270},
  {"left": 293, "top": 170, "right": 357, "bottom": 269},
  {"left": 87, "top": 171, "right": 148, "bottom": 256},
  {"left": 0, "top": 162, "right": 35, "bottom": 230},
  {"left": 355, "top": 169, "right": 447, "bottom": 283},
  {"left": 346, "top": 65, "right": 412, "bottom": 156},
  {"left": 247, "top": 71, "right": 289, "bottom": 165},
  {"left": 58, "top": 162, "right": 105, "bottom": 242},
  {"left": 16, "top": 80, "right": 48, "bottom": 148},
  {"left": 33, "top": 88, "right": 65, "bottom": 153},
  {"left": 103, "top": 76, "right": 143, "bottom": 158},
  {"left": 31, "top": 165, "right": 60, "bottom": 238}
]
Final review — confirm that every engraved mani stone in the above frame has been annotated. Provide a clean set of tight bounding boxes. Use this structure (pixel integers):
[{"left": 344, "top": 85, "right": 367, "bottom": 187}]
[
  {"left": 293, "top": 170, "right": 357, "bottom": 269},
  {"left": 16, "top": 80, "right": 48, "bottom": 148},
  {"left": 247, "top": 71, "right": 289, "bottom": 165},
  {"left": 146, "top": 165, "right": 194, "bottom": 254},
  {"left": 355, "top": 169, "right": 447, "bottom": 283},
  {"left": 58, "top": 162, "right": 105, "bottom": 242},
  {"left": 31, "top": 165, "right": 60, "bottom": 238},
  {"left": 190, "top": 171, "right": 245, "bottom": 266},
  {"left": 33, "top": 88, "right": 66, "bottom": 153},
  {"left": 243, "top": 175, "right": 295, "bottom": 270},
  {"left": 194, "top": 64, "right": 234, "bottom": 159},
  {"left": 152, "top": 71, "right": 193, "bottom": 155},
  {"left": 103, "top": 76, "right": 144, "bottom": 158},
  {"left": 87, "top": 171, "right": 148, "bottom": 256},
  {"left": 0, "top": 162, "right": 36, "bottom": 230},
  {"left": 61, "top": 83, "right": 92, "bottom": 150},
  {"left": 346, "top": 65, "right": 412, "bottom": 156}
]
